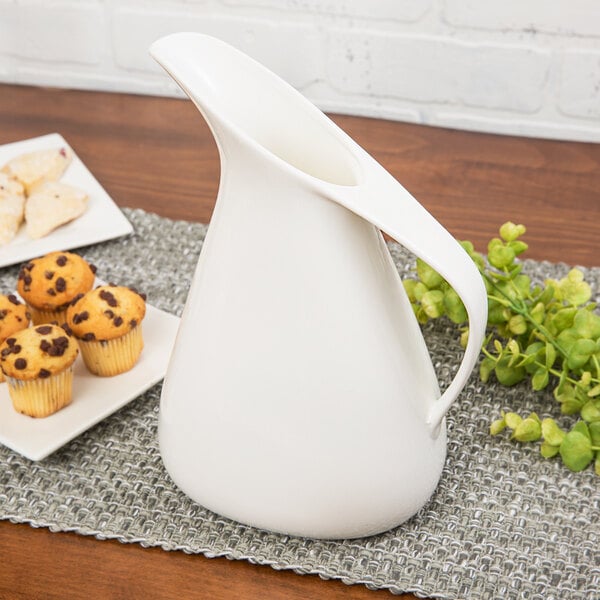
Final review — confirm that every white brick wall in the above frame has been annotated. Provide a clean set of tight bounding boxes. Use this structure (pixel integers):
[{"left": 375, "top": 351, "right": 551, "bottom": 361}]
[{"left": 1, "top": 0, "right": 599, "bottom": 142}]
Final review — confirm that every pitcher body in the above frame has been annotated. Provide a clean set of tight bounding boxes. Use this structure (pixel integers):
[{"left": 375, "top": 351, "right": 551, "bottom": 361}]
[{"left": 151, "top": 33, "right": 487, "bottom": 539}]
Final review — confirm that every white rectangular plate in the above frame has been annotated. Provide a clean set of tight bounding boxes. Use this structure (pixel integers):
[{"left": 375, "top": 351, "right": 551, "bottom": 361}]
[
  {"left": 0, "top": 304, "right": 180, "bottom": 461},
  {"left": 0, "top": 133, "right": 133, "bottom": 268}
]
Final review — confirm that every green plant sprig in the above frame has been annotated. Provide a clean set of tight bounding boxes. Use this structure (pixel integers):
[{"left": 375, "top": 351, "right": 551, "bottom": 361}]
[{"left": 404, "top": 222, "right": 600, "bottom": 475}]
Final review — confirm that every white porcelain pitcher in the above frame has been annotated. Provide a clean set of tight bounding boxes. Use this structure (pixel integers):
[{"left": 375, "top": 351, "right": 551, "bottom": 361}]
[{"left": 151, "top": 33, "right": 487, "bottom": 539}]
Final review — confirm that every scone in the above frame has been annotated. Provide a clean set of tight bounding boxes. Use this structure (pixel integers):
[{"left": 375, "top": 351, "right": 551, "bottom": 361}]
[
  {"left": 0, "top": 294, "right": 31, "bottom": 382},
  {"left": 0, "top": 173, "right": 26, "bottom": 245},
  {"left": 66, "top": 285, "right": 146, "bottom": 376},
  {"left": 0, "top": 324, "right": 78, "bottom": 418},
  {"left": 2, "top": 146, "right": 72, "bottom": 195},
  {"left": 17, "top": 251, "right": 97, "bottom": 325},
  {"left": 25, "top": 181, "right": 88, "bottom": 239}
]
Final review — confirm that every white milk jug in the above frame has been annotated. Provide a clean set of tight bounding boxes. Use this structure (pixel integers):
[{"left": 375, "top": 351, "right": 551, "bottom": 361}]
[{"left": 151, "top": 33, "right": 488, "bottom": 539}]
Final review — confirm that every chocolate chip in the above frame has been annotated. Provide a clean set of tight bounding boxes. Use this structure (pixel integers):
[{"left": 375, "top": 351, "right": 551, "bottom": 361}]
[
  {"left": 56, "top": 255, "right": 67, "bottom": 267},
  {"left": 23, "top": 275, "right": 32, "bottom": 286},
  {"left": 103, "top": 310, "right": 114, "bottom": 319},
  {"left": 14, "top": 358, "right": 27, "bottom": 370},
  {"left": 72, "top": 311, "right": 89, "bottom": 325},
  {"left": 128, "top": 286, "right": 146, "bottom": 301},
  {"left": 0, "top": 310, "right": 7, "bottom": 320},
  {"left": 130, "top": 319, "right": 137, "bottom": 328},
  {"left": 12, "top": 345, "right": 21, "bottom": 354},
  {"left": 47, "top": 288, "right": 57, "bottom": 296},
  {"left": 70, "top": 293, "right": 84, "bottom": 306},
  {"left": 55, "top": 277, "right": 66, "bottom": 293},
  {"left": 61, "top": 323, "right": 73, "bottom": 337},
  {"left": 44, "top": 270, "right": 54, "bottom": 280},
  {"left": 16, "top": 316, "right": 22, "bottom": 323},
  {"left": 90, "top": 264, "right": 97, "bottom": 274},
  {"left": 40, "top": 340, "right": 51, "bottom": 353},
  {"left": 6, "top": 338, "right": 15, "bottom": 347},
  {"left": 113, "top": 316, "right": 123, "bottom": 327},
  {"left": 45, "top": 336, "right": 69, "bottom": 357},
  {"left": 82, "top": 332, "right": 96, "bottom": 341},
  {"left": 7, "top": 294, "right": 20, "bottom": 305},
  {"left": 38, "top": 368, "right": 51, "bottom": 378},
  {"left": 36, "top": 326, "right": 52, "bottom": 335},
  {"left": 99, "top": 290, "right": 117, "bottom": 307}
]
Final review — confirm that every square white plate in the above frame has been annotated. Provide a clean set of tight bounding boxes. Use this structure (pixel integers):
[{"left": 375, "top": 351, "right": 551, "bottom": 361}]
[
  {"left": 0, "top": 303, "right": 180, "bottom": 461},
  {"left": 0, "top": 133, "right": 133, "bottom": 268}
]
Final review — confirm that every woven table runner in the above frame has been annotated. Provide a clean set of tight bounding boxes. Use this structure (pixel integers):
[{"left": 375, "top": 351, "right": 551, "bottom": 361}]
[{"left": 0, "top": 208, "right": 598, "bottom": 600}]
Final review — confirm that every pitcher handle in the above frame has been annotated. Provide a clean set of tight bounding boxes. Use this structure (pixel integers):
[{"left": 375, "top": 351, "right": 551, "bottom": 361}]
[{"left": 323, "top": 163, "right": 488, "bottom": 435}]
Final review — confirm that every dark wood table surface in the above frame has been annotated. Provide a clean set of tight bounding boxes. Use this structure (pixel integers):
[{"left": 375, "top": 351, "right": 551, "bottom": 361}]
[{"left": 0, "top": 84, "right": 599, "bottom": 599}]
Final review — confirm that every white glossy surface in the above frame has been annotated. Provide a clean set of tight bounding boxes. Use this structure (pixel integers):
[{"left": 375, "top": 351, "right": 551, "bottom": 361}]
[
  {"left": 152, "top": 33, "right": 488, "bottom": 539},
  {"left": 0, "top": 304, "right": 180, "bottom": 461},
  {"left": 0, "top": 133, "right": 133, "bottom": 267}
]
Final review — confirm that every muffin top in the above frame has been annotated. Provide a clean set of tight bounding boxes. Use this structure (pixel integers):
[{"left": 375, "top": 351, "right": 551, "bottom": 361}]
[
  {"left": 66, "top": 285, "right": 146, "bottom": 342},
  {"left": 0, "top": 324, "right": 78, "bottom": 380},
  {"left": 0, "top": 294, "right": 30, "bottom": 341},
  {"left": 16, "top": 251, "right": 96, "bottom": 311}
]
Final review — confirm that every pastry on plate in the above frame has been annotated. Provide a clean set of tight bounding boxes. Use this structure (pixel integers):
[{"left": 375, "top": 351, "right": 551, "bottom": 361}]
[
  {"left": 17, "top": 251, "right": 97, "bottom": 325},
  {"left": 0, "top": 293, "right": 30, "bottom": 382},
  {"left": 66, "top": 284, "right": 146, "bottom": 376},
  {"left": 2, "top": 146, "right": 72, "bottom": 195},
  {"left": 25, "top": 181, "right": 88, "bottom": 239},
  {"left": 0, "top": 173, "right": 26, "bottom": 245},
  {"left": 0, "top": 323, "right": 78, "bottom": 418}
]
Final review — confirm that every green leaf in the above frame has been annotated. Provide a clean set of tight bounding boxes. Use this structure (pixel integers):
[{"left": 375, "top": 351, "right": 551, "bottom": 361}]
[
  {"left": 403, "top": 279, "right": 419, "bottom": 302},
  {"left": 499, "top": 221, "right": 526, "bottom": 242},
  {"left": 505, "top": 412, "right": 523, "bottom": 430},
  {"left": 413, "top": 281, "right": 429, "bottom": 302},
  {"left": 513, "top": 417, "right": 542, "bottom": 442},
  {"left": 541, "top": 418, "right": 566, "bottom": 446},
  {"left": 551, "top": 308, "right": 577, "bottom": 331},
  {"left": 488, "top": 244, "right": 516, "bottom": 269},
  {"left": 559, "top": 431, "right": 594, "bottom": 471},
  {"left": 416, "top": 259, "right": 445, "bottom": 289},
  {"left": 480, "top": 357, "right": 495, "bottom": 383},
  {"left": 573, "top": 420, "right": 591, "bottom": 441},
  {"left": 443, "top": 288, "right": 468, "bottom": 324},
  {"left": 490, "top": 417, "right": 506, "bottom": 435},
  {"left": 588, "top": 383, "right": 600, "bottom": 398},
  {"left": 532, "top": 368, "right": 550, "bottom": 391},
  {"left": 530, "top": 302, "right": 545, "bottom": 325},
  {"left": 560, "top": 269, "right": 592, "bottom": 306},
  {"left": 508, "top": 314, "right": 528, "bottom": 336},
  {"left": 567, "top": 338, "right": 596, "bottom": 370},
  {"left": 595, "top": 452, "right": 600, "bottom": 476},
  {"left": 540, "top": 442, "right": 560, "bottom": 458},
  {"left": 573, "top": 309, "right": 600, "bottom": 339},
  {"left": 494, "top": 356, "right": 526, "bottom": 386},
  {"left": 421, "top": 290, "right": 445, "bottom": 318},
  {"left": 545, "top": 343, "right": 556, "bottom": 369},
  {"left": 581, "top": 400, "right": 600, "bottom": 423},
  {"left": 508, "top": 240, "right": 529, "bottom": 255},
  {"left": 589, "top": 422, "right": 600, "bottom": 447}
]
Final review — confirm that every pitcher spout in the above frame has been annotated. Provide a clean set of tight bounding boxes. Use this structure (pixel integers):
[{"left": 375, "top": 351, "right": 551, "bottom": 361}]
[{"left": 150, "top": 32, "right": 363, "bottom": 187}]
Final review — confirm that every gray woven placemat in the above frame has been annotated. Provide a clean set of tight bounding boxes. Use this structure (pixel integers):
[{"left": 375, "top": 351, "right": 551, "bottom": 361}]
[{"left": 0, "top": 208, "right": 598, "bottom": 600}]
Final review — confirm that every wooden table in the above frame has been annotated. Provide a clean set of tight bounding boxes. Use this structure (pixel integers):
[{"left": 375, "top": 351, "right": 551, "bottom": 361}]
[{"left": 0, "top": 84, "right": 599, "bottom": 599}]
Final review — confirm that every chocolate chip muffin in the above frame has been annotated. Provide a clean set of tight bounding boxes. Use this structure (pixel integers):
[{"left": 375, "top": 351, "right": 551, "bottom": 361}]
[
  {"left": 0, "top": 294, "right": 31, "bottom": 382},
  {"left": 0, "top": 324, "right": 78, "bottom": 418},
  {"left": 66, "top": 285, "right": 146, "bottom": 376},
  {"left": 16, "top": 251, "right": 96, "bottom": 325}
]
